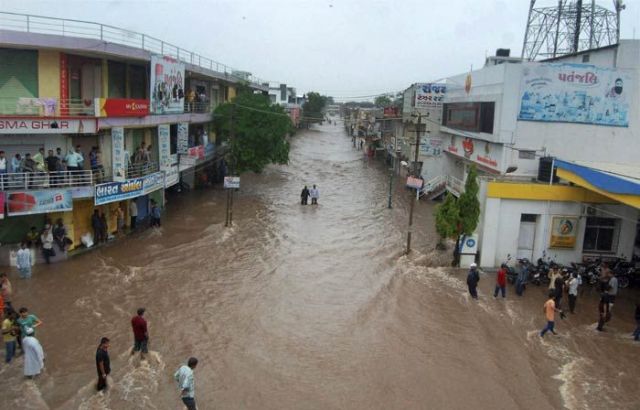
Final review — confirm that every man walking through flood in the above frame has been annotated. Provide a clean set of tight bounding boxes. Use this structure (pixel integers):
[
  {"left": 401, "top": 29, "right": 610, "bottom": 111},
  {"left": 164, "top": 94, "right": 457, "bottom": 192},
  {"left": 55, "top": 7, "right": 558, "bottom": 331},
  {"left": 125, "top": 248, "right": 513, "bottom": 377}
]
[
  {"left": 96, "top": 337, "right": 111, "bottom": 391},
  {"left": 131, "top": 308, "right": 149, "bottom": 360},
  {"left": 300, "top": 186, "right": 310, "bottom": 205},
  {"left": 175, "top": 357, "right": 198, "bottom": 410},
  {"left": 540, "top": 290, "right": 563, "bottom": 337},
  {"left": 493, "top": 263, "right": 507, "bottom": 298},
  {"left": 466, "top": 263, "right": 480, "bottom": 300},
  {"left": 23, "top": 327, "right": 44, "bottom": 378},
  {"left": 309, "top": 184, "right": 319, "bottom": 205}
]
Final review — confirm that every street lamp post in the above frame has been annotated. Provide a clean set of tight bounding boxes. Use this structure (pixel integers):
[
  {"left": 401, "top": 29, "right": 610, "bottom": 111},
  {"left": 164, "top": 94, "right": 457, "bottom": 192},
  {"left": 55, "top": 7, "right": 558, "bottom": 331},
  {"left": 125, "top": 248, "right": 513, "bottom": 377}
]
[{"left": 406, "top": 113, "right": 422, "bottom": 254}]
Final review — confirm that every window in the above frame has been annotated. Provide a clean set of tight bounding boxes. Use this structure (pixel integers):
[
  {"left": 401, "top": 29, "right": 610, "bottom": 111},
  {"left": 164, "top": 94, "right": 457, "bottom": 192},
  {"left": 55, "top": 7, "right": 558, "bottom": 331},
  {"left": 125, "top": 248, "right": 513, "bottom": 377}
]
[
  {"left": 129, "top": 64, "right": 147, "bottom": 99},
  {"left": 442, "top": 102, "right": 495, "bottom": 134},
  {"left": 518, "top": 150, "right": 536, "bottom": 159},
  {"left": 520, "top": 214, "right": 537, "bottom": 223},
  {"left": 108, "top": 61, "right": 126, "bottom": 98},
  {"left": 582, "top": 54, "right": 590, "bottom": 63},
  {"left": 583, "top": 217, "right": 619, "bottom": 253}
]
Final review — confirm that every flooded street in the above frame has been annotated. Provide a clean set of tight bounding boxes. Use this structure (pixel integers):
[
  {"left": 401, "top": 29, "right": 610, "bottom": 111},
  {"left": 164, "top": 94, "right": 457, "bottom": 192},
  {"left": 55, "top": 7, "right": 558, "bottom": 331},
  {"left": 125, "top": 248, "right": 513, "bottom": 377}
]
[{"left": 1, "top": 123, "right": 639, "bottom": 410}]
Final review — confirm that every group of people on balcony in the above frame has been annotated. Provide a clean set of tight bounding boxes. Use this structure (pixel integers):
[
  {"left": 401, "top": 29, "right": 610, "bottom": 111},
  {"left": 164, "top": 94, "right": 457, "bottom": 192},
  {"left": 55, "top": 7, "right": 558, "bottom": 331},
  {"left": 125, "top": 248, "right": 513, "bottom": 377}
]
[
  {"left": 0, "top": 146, "right": 92, "bottom": 189},
  {"left": 185, "top": 87, "right": 209, "bottom": 113}
]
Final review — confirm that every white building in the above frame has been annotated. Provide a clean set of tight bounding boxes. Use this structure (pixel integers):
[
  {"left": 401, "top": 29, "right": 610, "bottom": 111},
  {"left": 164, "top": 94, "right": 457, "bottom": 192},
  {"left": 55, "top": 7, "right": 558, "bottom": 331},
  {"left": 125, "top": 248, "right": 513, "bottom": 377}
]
[{"left": 430, "top": 40, "right": 640, "bottom": 268}]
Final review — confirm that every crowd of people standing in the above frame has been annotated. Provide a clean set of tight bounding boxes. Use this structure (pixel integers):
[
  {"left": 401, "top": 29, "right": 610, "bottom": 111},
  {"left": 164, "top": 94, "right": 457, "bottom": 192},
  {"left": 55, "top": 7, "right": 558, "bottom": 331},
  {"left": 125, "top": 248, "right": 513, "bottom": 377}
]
[{"left": 466, "top": 262, "right": 640, "bottom": 341}]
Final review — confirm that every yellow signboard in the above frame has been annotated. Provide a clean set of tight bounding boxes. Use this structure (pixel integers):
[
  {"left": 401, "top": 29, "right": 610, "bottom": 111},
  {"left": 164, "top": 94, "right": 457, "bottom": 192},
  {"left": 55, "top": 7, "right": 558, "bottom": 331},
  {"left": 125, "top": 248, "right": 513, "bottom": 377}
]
[{"left": 550, "top": 216, "right": 579, "bottom": 248}]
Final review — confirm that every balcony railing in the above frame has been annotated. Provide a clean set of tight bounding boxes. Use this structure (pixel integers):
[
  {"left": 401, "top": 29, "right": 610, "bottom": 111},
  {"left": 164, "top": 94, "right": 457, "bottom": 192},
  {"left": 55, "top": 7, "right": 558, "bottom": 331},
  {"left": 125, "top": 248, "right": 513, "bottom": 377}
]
[
  {"left": 0, "top": 97, "right": 95, "bottom": 116},
  {"left": 0, "top": 162, "right": 159, "bottom": 192},
  {"left": 0, "top": 170, "right": 96, "bottom": 191},
  {"left": 0, "top": 11, "right": 266, "bottom": 88},
  {"left": 184, "top": 101, "right": 213, "bottom": 114},
  {"left": 126, "top": 161, "right": 159, "bottom": 179}
]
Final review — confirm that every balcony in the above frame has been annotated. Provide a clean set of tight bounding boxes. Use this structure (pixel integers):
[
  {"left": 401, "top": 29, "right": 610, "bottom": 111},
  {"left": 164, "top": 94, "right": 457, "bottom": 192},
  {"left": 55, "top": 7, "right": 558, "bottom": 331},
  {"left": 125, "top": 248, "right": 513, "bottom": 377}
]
[
  {"left": 184, "top": 101, "right": 213, "bottom": 114},
  {"left": 0, "top": 97, "right": 95, "bottom": 117},
  {"left": 0, "top": 161, "right": 159, "bottom": 192}
]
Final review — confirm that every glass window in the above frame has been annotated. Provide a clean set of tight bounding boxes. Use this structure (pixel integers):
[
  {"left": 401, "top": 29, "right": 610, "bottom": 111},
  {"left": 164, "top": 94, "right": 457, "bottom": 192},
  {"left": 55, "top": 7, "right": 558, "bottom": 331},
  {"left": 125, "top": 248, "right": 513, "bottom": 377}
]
[
  {"left": 583, "top": 217, "right": 619, "bottom": 253},
  {"left": 521, "top": 214, "right": 537, "bottom": 223},
  {"left": 519, "top": 150, "right": 536, "bottom": 159}
]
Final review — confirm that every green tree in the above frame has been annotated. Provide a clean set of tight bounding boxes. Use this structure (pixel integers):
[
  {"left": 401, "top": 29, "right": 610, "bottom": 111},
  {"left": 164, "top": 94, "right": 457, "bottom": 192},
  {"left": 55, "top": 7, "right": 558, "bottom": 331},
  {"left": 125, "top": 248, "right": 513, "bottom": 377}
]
[
  {"left": 374, "top": 95, "right": 392, "bottom": 108},
  {"left": 435, "top": 193, "right": 459, "bottom": 249},
  {"left": 457, "top": 165, "right": 480, "bottom": 235},
  {"left": 214, "top": 90, "right": 292, "bottom": 174},
  {"left": 302, "top": 92, "right": 328, "bottom": 125}
]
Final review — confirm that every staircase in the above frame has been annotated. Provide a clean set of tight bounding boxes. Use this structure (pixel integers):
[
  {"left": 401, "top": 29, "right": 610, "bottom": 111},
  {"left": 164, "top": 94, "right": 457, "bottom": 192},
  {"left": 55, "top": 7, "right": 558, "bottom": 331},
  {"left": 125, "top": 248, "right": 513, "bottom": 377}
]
[{"left": 420, "top": 175, "right": 464, "bottom": 200}]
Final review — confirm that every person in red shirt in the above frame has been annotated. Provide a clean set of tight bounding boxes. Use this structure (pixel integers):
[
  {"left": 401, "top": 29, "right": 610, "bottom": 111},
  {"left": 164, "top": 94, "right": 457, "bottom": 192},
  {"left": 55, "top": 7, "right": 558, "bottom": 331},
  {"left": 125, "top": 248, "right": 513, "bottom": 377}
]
[
  {"left": 493, "top": 263, "right": 507, "bottom": 298},
  {"left": 130, "top": 308, "right": 148, "bottom": 360}
]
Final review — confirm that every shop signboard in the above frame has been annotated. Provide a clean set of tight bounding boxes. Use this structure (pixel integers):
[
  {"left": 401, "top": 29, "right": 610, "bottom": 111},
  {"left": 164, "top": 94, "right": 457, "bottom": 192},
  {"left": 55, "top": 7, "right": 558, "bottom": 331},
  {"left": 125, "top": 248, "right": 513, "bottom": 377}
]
[
  {"left": 164, "top": 154, "right": 179, "bottom": 188},
  {"left": 224, "top": 176, "right": 240, "bottom": 189},
  {"left": 95, "top": 98, "right": 150, "bottom": 117},
  {"left": 415, "top": 83, "right": 446, "bottom": 108},
  {"left": 419, "top": 136, "right": 443, "bottom": 156},
  {"left": 179, "top": 155, "right": 197, "bottom": 168},
  {"left": 518, "top": 63, "right": 631, "bottom": 127},
  {"left": 188, "top": 145, "right": 205, "bottom": 160},
  {"left": 445, "top": 134, "right": 503, "bottom": 172},
  {"left": 0, "top": 192, "right": 4, "bottom": 219},
  {"left": 95, "top": 171, "right": 165, "bottom": 205},
  {"left": 550, "top": 216, "right": 579, "bottom": 248},
  {"left": 112, "top": 127, "right": 126, "bottom": 182},
  {"left": 150, "top": 54, "right": 185, "bottom": 114},
  {"left": 6, "top": 190, "right": 73, "bottom": 216},
  {"left": 70, "top": 186, "right": 94, "bottom": 199},
  {"left": 0, "top": 118, "right": 97, "bottom": 134},
  {"left": 177, "top": 122, "right": 189, "bottom": 154},
  {"left": 158, "top": 124, "right": 172, "bottom": 173},
  {"left": 406, "top": 176, "right": 424, "bottom": 190}
]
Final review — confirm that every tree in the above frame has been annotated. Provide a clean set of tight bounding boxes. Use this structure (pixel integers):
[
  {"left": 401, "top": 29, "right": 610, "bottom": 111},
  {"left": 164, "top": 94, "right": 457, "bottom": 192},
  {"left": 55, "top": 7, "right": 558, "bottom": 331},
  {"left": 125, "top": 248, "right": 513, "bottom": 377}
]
[
  {"left": 214, "top": 90, "right": 292, "bottom": 174},
  {"left": 435, "top": 193, "right": 459, "bottom": 249},
  {"left": 302, "top": 92, "right": 328, "bottom": 125},
  {"left": 374, "top": 95, "right": 392, "bottom": 108},
  {"left": 457, "top": 165, "right": 480, "bottom": 235}
]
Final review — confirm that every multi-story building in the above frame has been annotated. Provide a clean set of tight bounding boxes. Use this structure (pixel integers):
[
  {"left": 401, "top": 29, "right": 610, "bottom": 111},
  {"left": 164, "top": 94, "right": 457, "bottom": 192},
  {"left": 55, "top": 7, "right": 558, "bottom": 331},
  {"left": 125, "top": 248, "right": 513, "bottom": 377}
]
[
  {"left": 0, "top": 12, "right": 269, "bottom": 258},
  {"left": 428, "top": 42, "right": 640, "bottom": 268}
]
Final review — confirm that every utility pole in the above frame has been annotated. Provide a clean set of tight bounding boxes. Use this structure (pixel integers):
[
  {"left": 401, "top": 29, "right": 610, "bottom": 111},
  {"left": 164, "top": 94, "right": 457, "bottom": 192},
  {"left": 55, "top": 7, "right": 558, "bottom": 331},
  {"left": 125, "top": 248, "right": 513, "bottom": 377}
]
[
  {"left": 225, "top": 104, "right": 236, "bottom": 227},
  {"left": 387, "top": 118, "right": 394, "bottom": 209},
  {"left": 406, "top": 113, "right": 421, "bottom": 254}
]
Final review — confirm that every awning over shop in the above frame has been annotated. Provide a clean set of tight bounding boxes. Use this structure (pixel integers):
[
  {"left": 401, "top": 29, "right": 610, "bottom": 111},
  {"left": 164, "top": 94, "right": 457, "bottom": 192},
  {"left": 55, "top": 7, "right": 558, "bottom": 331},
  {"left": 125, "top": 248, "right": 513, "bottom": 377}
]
[{"left": 555, "top": 159, "right": 640, "bottom": 209}]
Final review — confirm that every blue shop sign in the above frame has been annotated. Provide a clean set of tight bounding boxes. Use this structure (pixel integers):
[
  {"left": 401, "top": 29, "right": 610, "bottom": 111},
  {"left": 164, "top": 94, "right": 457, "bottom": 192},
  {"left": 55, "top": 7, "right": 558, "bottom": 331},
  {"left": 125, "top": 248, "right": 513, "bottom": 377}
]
[{"left": 95, "top": 172, "right": 164, "bottom": 205}]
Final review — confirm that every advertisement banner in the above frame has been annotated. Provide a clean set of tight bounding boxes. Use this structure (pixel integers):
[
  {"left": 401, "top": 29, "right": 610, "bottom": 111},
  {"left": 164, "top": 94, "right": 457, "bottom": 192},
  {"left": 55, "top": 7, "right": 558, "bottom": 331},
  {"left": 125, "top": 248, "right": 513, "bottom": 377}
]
[
  {"left": 419, "top": 137, "right": 443, "bottom": 156},
  {"left": 415, "top": 83, "right": 446, "bottom": 108},
  {"left": 188, "top": 145, "right": 205, "bottom": 160},
  {"left": 177, "top": 122, "right": 189, "bottom": 154},
  {"left": 0, "top": 192, "right": 4, "bottom": 220},
  {"left": 518, "top": 63, "right": 631, "bottom": 127},
  {"left": 150, "top": 55, "right": 185, "bottom": 114},
  {"left": 550, "top": 216, "right": 579, "bottom": 248},
  {"left": 158, "top": 124, "right": 172, "bottom": 173},
  {"left": 446, "top": 135, "right": 503, "bottom": 171},
  {"left": 112, "top": 127, "right": 126, "bottom": 182},
  {"left": 7, "top": 190, "right": 73, "bottom": 216},
  {"left": 95, "top": 98, "right": 150, "bottom": 117},
  {"left": 164, "top": 154, "right": 179, "bottom": 188},
  {"left": 0, "top": 118, "right": 97, "bottom": 134},
  {"left": 406, "top": 176, "right": 424, "bottom": 190},
  {"left": 95, "top": 171, "right": 165, "bottom": 205},
  {"left": 224, "top": 176, "right": 240, "bottom": 189}
]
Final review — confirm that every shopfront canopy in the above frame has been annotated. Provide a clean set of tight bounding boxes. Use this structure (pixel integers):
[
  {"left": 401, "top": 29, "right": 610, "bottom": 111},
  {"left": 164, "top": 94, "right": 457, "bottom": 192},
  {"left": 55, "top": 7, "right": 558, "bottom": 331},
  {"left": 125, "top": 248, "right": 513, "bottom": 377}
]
[{"left": 555, "top": 159, "right": 640, "bottom": 209}]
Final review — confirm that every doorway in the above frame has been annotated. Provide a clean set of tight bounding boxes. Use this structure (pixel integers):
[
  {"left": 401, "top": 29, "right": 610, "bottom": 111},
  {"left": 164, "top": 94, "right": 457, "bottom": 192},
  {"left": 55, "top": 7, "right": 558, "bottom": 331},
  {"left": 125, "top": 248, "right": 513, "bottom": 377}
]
[{"left": 517, "top": 214, "right": 538, "bottom": 260}]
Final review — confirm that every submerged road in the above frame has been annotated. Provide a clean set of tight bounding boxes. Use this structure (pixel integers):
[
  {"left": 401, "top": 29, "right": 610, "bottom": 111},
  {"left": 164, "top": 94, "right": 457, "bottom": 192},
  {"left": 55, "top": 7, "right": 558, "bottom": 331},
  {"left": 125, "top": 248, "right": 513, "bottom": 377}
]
[{"left": 1, "top": 122, "right": 638, "bottom": 409}]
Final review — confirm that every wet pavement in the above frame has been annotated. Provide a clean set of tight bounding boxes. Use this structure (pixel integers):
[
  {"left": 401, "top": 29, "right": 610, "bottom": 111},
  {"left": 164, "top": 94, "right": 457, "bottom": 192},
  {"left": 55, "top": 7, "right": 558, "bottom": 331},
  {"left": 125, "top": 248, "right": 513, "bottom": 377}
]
[{"left": 1, "top": 122, "right": 639, "bottom": 410}]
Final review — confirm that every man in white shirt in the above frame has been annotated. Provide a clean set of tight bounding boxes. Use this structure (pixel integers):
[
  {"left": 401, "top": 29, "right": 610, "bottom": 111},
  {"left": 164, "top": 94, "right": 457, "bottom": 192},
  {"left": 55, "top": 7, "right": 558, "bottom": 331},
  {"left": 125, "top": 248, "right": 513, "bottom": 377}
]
[
  {"left": 129, "top": 200, "right": 138, "bottom": 230},
  {"left": 174, "top": 357, "right": 198, "bottom": 410},
  {"left": 566, "top": 272, "right": 579, "bottom": 313},
  {"left": 309, "top": 184, "right": 319, "bottom": 205},
  {"left": 16, "top": 241, "right": 32, "bottom": 279}
]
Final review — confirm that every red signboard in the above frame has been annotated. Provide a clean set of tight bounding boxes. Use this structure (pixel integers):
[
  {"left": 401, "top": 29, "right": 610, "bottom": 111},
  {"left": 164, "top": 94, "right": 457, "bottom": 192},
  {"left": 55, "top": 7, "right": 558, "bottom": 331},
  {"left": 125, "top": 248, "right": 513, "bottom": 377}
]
[
  {"left": 383, "top": 107, "right": 399, "bottom": 118},
  {"left": 60, "top": 53, "right": 69, "bottom": 116},
  {"left": 99, "top": 99, "right": 150, "bottom": 117},
  {"left": 188, "top": 145, "right": 205, "bottom": 160}
]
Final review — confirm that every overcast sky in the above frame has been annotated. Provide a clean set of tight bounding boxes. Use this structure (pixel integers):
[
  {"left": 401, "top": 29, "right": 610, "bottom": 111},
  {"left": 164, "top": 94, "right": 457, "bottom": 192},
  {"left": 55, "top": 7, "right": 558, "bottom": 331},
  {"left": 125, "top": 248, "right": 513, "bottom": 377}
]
[{"left": 5, "top": 0, "right": 640, "bottom": 100}]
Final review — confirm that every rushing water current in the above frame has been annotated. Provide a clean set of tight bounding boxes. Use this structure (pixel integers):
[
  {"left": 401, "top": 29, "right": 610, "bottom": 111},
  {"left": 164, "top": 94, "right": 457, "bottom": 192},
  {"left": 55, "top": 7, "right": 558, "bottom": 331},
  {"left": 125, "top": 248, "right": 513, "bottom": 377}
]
[{"left": 1, "top": 122, "right": 639, "bottom": 410}]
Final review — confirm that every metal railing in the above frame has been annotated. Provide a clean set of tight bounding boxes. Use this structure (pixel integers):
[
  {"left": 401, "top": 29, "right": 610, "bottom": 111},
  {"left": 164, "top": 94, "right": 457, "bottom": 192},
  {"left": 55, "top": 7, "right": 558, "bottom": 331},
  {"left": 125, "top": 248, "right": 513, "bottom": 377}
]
[
  {"left": 183, "top": 101, "right": 213, "bottom": 114},
  {"left": 0, "top": 11, "right": 266, "bottom": 88},
  {"left": 0, "top": 97, "right": 94, "bottom": 116},
  {"left": 126, "top": 161, "right": 158, "bottom": 179},
  {"left": 0, "top": 170, "right": 95, "bottom": 191}
]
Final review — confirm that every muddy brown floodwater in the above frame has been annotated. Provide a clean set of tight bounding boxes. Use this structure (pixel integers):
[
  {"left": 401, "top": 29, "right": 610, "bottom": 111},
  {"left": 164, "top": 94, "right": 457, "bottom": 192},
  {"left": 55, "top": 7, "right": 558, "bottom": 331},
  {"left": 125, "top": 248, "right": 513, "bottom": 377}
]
[{"left": 1, "top": 122, "right": 639, "bottom": 410}]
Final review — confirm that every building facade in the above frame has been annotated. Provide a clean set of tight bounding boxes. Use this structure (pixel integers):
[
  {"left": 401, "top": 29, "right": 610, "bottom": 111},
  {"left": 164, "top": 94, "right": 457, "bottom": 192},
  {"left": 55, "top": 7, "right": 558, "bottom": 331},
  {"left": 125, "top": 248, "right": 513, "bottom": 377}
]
[{"left": 0, "top": 12, "right": 269, "bottom": 262}]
